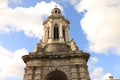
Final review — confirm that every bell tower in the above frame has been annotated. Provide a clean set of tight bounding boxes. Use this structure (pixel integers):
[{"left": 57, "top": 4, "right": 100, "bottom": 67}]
[
  {"left": 43, "top": 7, "right": 70, "bottom": 44},
  {"left": 22, "top": 7, "right": 90, "bottom": 80}
]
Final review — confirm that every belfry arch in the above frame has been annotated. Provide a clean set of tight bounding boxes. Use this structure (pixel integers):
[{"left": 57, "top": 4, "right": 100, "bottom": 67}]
[
  {"left": 62, "top": 28, "right": 66, "bottom": 41},
  {"left": 54, "top": 25, "right": 59, "bottom": 39},
  {"left": 45, "top": 70, "right": 68, "bottom": 80}
]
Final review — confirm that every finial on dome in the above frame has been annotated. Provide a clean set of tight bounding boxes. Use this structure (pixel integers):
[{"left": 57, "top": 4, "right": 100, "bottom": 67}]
[
  {"left": 51, "top": 5, "right": 61, "bottom": 15},
  {"left": 55, "top": 5, "right": 57, "bottom": 8}
]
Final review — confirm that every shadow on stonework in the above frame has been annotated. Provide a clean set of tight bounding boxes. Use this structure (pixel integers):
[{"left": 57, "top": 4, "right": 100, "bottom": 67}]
[{"left": 45, "top": 70, "right": 68, "bottom": 80}]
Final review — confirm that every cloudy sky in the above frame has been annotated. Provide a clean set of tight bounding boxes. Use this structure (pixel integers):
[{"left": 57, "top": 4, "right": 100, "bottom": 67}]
[{"left": 0, "top": 0, "right": 120, "bottom": 80}]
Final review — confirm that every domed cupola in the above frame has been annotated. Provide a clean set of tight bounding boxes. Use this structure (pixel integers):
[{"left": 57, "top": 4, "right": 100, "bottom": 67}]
[
  {"left": 51, "top": 7, "right": 61, "bottom": 16},
  {"left": 42, "top": 7, "right": 70, "bottom": 45}
]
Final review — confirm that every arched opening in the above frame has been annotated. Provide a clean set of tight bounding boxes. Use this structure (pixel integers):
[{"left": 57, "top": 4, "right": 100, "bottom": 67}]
[
  {"left": 62, "top": 28, "right": 66, "bottom": 41},
  {"left": 54, "top": 26, "right": 59, "bottom": 39},
  {"left": 45, "top": 70, "right": 68, "bottom": 80},
  {"left": 48, "top": 29, "right": 49, "bottom": 39}
]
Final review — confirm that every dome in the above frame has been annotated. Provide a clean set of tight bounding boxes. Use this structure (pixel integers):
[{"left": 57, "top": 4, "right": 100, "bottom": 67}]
[
  {"left": 51, "top": 7, "right": 61, "bottom": 15},
  {"left": 43, "top": 43, "right": 70, "bottom": 53}
]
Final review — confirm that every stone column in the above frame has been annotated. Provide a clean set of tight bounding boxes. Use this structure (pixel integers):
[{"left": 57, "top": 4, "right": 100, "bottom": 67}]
[
  {"left": 66, "top": 27, "right": 70, "bottom": 42},
  {"left": 71, "top": 65, "right": 78, "bottom": 80},
  {"left": 59, "top": 20, "right": 64, "bottom": 43},
  {"left": 34, "top": 67, "right": 42, "bottom": 80},
  {"left": 51, "top": 23, "right": 53, "bottom": 41},
  {"left": 48, "top": 20, "right": 53, "bottom": 43},
  {"left": 43, "top": 27, "right": 47, "bottom": 43}
]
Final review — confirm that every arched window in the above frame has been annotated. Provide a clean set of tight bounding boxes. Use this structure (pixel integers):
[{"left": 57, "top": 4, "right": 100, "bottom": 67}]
[
  {"left": 48, "top": 29, "right": 49, "bottom": 39},
  {"left": 62, "top": 29, "right": 66, "bottom": 41},
  {"left": 54, "top": 26, "right": 59, "bottom": 39}
]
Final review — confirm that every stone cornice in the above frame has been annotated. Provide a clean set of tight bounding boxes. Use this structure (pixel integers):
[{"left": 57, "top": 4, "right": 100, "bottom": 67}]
[
  {"left": 43, "top": 15, "right": 70, "bottom": 25},
  {"left": 22, "top": 52, "right": 90, "bottom": 63}
]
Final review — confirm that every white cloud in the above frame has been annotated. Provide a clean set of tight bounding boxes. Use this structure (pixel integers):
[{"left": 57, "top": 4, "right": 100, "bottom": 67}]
[
  {"left": 0, "top": 0, "right": 63, "bottom": 38},
  {"left": 89, "top": 57, "right": 98, "bottom": 64},
  {"left": 90, "top": 65, "right": 112, "bottom": 80},
  {"left": 88, "top": 57, "right": 99, "bottom": 69},
  {"left": 88, "top": 57, "right": 102, "bottom": 80},
  {"left": 0, "top": 46, "right": 28, "bottom": 80},
  {"left": 91, "top": 67, "right": 103, "bottom": 79},
  {"left": 91, "top": 68, "right": 112, "bottom": 80},
  {"left": 101, "top": 73, "right": 112, "bottom": 80},
  {"left": 74, "top": 0, "right": 120, "bottom": 54},
  {"left": 88, "top": 57, "right": 112, "bottom": 80},
  {"left": 70, "top": 0, "right": 80, "bottom": 5},
  {"left": 0, "top": 0, "right": 8, "bottom": 9}
]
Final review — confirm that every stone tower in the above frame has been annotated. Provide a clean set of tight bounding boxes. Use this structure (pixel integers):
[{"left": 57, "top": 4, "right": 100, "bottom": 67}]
[{"left": 22, "top": 7, "right": 90, "bottom": 80}]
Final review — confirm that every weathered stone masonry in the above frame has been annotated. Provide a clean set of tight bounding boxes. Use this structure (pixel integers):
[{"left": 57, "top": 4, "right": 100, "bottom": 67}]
[{"left": 22, "top": 7, "right": 90, "bottom": 80}]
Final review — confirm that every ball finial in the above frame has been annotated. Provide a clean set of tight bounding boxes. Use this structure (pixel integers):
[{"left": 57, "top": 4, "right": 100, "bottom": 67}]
[
  {"left": 51, "top": 5, "right": 61, "bottom": 15},
  {"left": 55, "top": 5, "right": 57, "bottom": 8}
]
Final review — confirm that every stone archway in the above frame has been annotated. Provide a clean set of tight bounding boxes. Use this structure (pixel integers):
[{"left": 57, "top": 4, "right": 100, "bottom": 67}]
[{"left": 45, "top": 70, "right": 68, "bottom": 80}]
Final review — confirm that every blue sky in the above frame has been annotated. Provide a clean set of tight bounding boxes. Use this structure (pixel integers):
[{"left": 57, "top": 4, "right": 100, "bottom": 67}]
[{"left": 0, "top": 0, "right": 120, "bottom": 80}]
